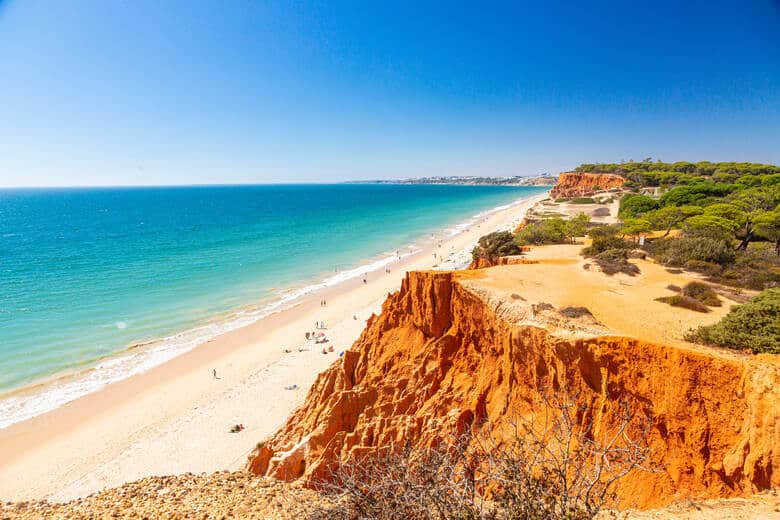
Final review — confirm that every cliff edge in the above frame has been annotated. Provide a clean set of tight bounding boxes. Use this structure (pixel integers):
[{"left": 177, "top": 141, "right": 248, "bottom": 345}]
[{"left": 247, "top": 267, "right": 779, "bottom": 509}]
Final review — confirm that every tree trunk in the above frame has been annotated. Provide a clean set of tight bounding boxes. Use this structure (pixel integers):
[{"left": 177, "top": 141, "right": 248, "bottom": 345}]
[
  {"left": 663, "top": 214, "right": 684, "bottom": 238},
  {"left": 736, "top": 231, "right": 753, "bottom": 251},
  {"left": 736, "top": 221, "right": 754, "bottom": 251},
  {"left": 662, "top": 222, "right": 673, "bottom": 238}
]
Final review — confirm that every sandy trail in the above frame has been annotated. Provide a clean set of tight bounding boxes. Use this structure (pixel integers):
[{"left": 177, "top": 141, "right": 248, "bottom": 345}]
[{"left": 0, "top": 191, "right": 547, "bottom": 502}]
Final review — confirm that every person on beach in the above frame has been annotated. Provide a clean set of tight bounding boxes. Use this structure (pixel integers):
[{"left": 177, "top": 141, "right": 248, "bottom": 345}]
[{"left": 212, "top": 369, "right": 219, "bottom": 379}]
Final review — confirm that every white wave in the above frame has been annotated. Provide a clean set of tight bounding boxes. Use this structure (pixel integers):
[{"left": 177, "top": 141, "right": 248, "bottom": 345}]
[
  {"left": 0, "top": 190, "right": 545, "bottom": 430},
  {"left": 0, "top": 245, "right": 423, "bottom": 430}
]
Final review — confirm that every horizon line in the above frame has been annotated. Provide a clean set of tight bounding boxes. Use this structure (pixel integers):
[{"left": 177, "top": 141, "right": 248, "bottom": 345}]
[{"left": 0, "top": 176, "right": 549, "bottom": 190}]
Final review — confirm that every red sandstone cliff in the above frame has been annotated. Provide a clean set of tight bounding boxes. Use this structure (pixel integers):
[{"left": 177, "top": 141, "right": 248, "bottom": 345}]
[
  {"left": 247, "top": 271, "right": 779, "bottom": 509},
  {"left": 550, "top": 172, "right": 625, "bottom": 199}
]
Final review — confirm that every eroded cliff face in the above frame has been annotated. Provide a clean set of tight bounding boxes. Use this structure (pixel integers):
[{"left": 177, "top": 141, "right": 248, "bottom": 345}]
[
  {"left": 550, "top": 172, "right": 625, "bottom": 198},
  {"left": 467, "top": 255, "right": 537, "bottom": 269},
  {"left": 247, "top": 271, "right": 779, "bottom": 509}
]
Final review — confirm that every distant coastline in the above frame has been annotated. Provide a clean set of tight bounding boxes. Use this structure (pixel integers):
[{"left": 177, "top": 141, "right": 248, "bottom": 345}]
[{"left": 344, "top": 175, "right": 557, "bottom": 187}]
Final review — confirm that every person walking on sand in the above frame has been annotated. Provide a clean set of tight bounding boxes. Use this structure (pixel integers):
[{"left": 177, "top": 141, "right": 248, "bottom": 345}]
[{"left": 212, "top": 369, "right": 219, "bottom": 379}]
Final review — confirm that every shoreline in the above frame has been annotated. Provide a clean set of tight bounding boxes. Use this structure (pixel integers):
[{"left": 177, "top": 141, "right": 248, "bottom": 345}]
[
  {"left": 0, "top": 191, "right": 548, "bottom": 502},
  {"left": 0, "top": 189, "right": 545, "bottom": 431}
]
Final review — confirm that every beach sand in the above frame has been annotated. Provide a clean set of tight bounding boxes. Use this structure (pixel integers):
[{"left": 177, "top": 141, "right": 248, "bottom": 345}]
[{"left": 0, "top": 192, "right": 548, "bottom": 502}]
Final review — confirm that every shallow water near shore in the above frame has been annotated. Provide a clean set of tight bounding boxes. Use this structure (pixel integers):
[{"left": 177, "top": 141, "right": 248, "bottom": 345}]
[{"left": 0, "top": 184, "right": 546, "bottom": 427}]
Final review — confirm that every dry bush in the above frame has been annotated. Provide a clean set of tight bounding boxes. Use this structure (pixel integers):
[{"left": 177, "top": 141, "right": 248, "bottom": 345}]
[
  {"left": 592, "top": 249, "right": 641, "bottom": 276},
  {"left": 299, "top": 394, "right": 656, "bottom": 520},
  {"left": 655, "top": 295, "right": 710, "bottom": 313},
  {"left": 681, "top": 281, "right": 721, "bottom": 306},
  {"left": 559, "top": 306, "right": 594, "bottom": 319}
]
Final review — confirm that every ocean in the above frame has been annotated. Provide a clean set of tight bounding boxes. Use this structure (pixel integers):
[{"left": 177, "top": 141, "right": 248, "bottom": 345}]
[{"left": 0, "top": 184, "right": 546, "bottom": 427}]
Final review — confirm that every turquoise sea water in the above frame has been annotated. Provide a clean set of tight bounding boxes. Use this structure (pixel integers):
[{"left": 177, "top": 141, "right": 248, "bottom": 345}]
[{"left": 0, "top": 184, "right": 545, "bottom": 426}]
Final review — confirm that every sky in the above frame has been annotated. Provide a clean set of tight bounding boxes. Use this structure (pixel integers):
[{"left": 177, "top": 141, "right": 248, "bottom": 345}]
[{"left": 0, "top": 1, "right": 778, "bottom": 187}]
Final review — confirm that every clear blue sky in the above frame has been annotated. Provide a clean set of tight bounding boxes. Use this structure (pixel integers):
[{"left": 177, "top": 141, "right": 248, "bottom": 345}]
[{"left": 0, "top": 0, "right": 778, "bottom": 187}]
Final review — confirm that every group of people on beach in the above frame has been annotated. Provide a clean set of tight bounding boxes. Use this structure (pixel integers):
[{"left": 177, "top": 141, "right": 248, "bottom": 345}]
[{"left": 217, "top": 215, "right": 498, "bottom": 437}]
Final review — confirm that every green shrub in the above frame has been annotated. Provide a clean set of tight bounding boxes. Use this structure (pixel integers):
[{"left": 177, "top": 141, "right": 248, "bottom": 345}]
[
  {"left": 570, "top": 197, "right": 596, "bottom": 204},
  {"left": 683, "top": 260, "right": 722, "bottom": 276},
  {"left": 516, "top": 218, "right": 567, "bottom": 245},
  {"left": 704, "top": 245, "right": 780, "bottom": 290},
  {"left": 686, "top": 289, "right": 780, "bottom": 354},
  {"left": 618, "top": 194, "right": 658, "bottom": 218},
  {"left": 582, "top": 227, "right": 634, "bottom": 256},
  {"left": 517, "top": 214, "right": 592, "bottom": 246},
  {"left": 684, "top": 214, "right": 740, "bottom": 235},
  {"left": 658, "top": 183, "right": 736, "bottom": 206},
  {"left": 655, "top": 295, "right": 710, "bottom": 313},
  {"left": 646, "top": 234, "right": 736, "bottom": 267},
  {"left": 681, "top": 281, "right": 721, "bottom": 306},
  {"left": 471, "top": 231, "right": 522, "bottom": 262},
  {"left": 715, "top": 250, "right": 780, "bottom": 290},
  {"left": 588, "top": 224, "right": 623, "bottom": 239}
]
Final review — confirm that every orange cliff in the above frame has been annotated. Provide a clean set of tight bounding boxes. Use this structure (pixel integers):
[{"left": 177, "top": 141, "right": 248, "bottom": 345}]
[
  {"left": 550, "top": 172, "right": 625, "bottom": 199},
  {"left": 467, "top": 255, "right": 537, "bottom": 269},
  {"left": 247, "top": 270, "right": 779, "bottom": 509}
]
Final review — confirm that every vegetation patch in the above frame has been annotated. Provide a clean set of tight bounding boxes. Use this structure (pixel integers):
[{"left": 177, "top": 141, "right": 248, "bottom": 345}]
[
  {"left": 471, "top": 231, "right": 522, "bottom": 263},
  {"left": 681, "top": 281, "right": 721, "bottom": 306},
  {"left": 570, "top": 197, "right": 596, "bottom": 204},
  {"left": 686, "top": 289, "right": 780, "bottom": 354},
  {"left": 646, "top": 232, "right": 736, "bottom": 267},
  {"left": 593, "top": 249, "right": 640, "bottom": 276},
  {"left": 711, "top": 245, "right": 780, "bottom": 290},
  {"left": 618, "top": 194, "right": 658, "bottom": 219},
  {"left": 582, "top": 225, "right": 634, "bottom": 256},
  {"left": 516, "top": 214, "right": 589, "bottom": 246},
  {"left": 655, "top": 295, "right": 710, "bottom": 313},
  {"left": 558, "top": 306, "right": 594, "bottom": 319}
]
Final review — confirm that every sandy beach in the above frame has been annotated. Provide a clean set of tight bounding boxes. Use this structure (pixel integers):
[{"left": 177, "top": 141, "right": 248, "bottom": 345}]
[{"left": 0, "top": 191, "right": 547, "bottom": 502}]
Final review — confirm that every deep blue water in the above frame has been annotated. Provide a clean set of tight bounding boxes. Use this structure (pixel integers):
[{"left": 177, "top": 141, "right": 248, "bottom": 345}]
[{"left": 0, "top": 184, "right": 545, "bottom": 425}]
